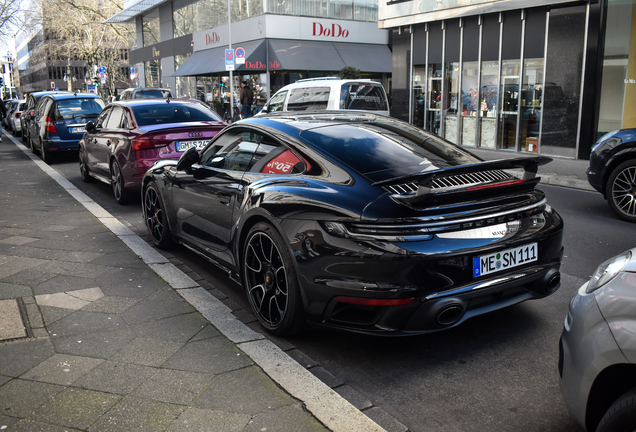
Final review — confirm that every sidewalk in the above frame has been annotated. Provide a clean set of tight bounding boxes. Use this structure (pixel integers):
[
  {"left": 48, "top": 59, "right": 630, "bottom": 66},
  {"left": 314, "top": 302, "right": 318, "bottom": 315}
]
[{"left": 0, "top": 135, "right": 386, "bottom": 432}]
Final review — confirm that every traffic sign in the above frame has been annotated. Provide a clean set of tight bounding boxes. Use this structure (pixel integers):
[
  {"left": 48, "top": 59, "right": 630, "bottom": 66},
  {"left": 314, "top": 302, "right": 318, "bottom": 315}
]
[
  {"left": 225, "top": 49, "right": 234, "bottom": 71},
  {"left": 54, "top": 87, "right": 59, "bottom": 91},
  {"left": 130, "top": 73, "right": 138, "bottom": 81},
  {"left": 130, "top": 66, "right": 135, "bottom": 74},
  {"left": 235, "top": 47, "right": 245, "bottom": 64},
  {"left": 87, "top": 84, "right": 95, "bottom": 94},
  {"left": 98, "top": 66, "right": 107, "bottom": 74},
  {"left": 98, "top": 72, "right": 105, "bottom": 79}
]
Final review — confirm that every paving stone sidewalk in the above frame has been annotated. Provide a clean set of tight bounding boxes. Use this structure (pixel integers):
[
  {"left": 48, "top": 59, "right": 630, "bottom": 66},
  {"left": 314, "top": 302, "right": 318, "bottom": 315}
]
[{"left": 0, "top": 138, "right": 330, "bottom": 430}]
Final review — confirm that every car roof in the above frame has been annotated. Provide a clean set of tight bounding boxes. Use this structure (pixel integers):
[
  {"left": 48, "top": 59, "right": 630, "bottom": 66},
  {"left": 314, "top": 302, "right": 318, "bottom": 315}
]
[
  {"left": 278, "top": 78, "right": 383, "bottom": 90},
  {"left": 122, "top": 87, "right": 172, "bottom": 93},
  {"left": 29, "top": 91, "right": 71, "bottom": 98},
  {"left": 44, "top": 93, "right": 103, "bottom": 100},
  {"left": 112, "top": 98, "right": 203, "bottom": 107}
]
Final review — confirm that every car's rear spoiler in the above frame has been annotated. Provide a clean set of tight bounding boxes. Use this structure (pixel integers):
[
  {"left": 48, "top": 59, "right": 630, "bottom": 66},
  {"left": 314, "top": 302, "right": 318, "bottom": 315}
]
[{"left": 372, "top": 156, "right": 552, "bottom": 204}]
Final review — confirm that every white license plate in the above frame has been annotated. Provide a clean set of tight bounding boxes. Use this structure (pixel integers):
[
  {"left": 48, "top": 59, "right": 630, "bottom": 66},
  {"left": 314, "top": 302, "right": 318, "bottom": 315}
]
[
  {"left": 473, "top": 242, "right": 538, "bottom": 277},
  {"left": 71, "top": 127, "right": 86, "bottom": 134},
  {"left": 176, "top": 140, "right": 209, "bottom": 152}
]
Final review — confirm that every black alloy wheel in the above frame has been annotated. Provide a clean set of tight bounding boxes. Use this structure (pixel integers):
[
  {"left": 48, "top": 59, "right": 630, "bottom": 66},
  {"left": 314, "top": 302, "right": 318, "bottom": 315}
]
[
  {"left": 110, "top": 160, "right": 130, "bottom": 204},
  {"left": 40, "top": 139, "right": 52, "bottom": 164},
  {"left": 79, "top": 147, "right": 93, "bottom": 183},
  {"left": 144, "top": 181, "right": 174, "bottom": 249},
  {"left": 243, "top": 222, "right": 305, "bottom": 336},
  {"left": 607, "top": 159, "right": 636, "bottom": 223}
]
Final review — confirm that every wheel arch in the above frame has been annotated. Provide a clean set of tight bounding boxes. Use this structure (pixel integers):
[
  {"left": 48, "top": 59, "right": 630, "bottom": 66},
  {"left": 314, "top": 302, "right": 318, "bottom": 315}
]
[
  {"left": 585, "top": 363, "right": 636, "bottom": 432},
  {"left": 602, "top": 149, "right": 636, "bottom": 196}
]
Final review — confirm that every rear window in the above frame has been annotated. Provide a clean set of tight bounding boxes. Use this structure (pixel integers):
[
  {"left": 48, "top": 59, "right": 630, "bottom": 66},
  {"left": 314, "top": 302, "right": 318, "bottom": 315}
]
[
  {"left": 54, "top": 98, "right": 105, "bottom": 120},
  {"left": 134, "top": 89, "right": 172, "bottom": 99},
  {"left": 287, "top": 87, "right": 330, "bottom": 111},
  {"left": 340, "top": 84, "right": 388, "bottom": 111},
  {"left": 301, "top": 122, "right": 475, "bottom": 176},
  {"left": 131, "top": 102, "right": 222, "bottom": 126}
]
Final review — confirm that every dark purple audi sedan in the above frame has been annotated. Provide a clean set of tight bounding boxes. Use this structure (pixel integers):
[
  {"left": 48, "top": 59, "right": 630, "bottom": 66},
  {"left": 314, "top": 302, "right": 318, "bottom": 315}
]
[{"left": 78, "top": 98, "right": 227, "bottom": 203}]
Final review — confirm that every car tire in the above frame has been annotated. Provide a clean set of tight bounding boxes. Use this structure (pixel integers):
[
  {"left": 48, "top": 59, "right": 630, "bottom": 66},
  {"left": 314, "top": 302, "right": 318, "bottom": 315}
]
[
  {"left": 596, "top": 387, "right": 636, "bottom": 432},
  {"left": 243, "top": 222, "right": 306, "bottom": 336},
  {"left": 607, "top": 159, "right": 636, "bottom": 223},
  {"left": 110, "top": 160, "right": 130, "bottom": 204},
  {"left": 79, "top": 147, "right": 93, "bottom": 183},
  {"left": 40, "top": 140, "right": 52, "bottom": 164},
  {"left": 143, "top": 180, "right": 174, "bottom": 249}
]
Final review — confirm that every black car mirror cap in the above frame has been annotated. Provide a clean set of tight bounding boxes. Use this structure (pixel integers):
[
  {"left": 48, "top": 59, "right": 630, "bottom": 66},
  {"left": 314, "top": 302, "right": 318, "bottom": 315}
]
[
  {"left": 176, "top": 147, "right": 200, "bottom": 172},
  {"left": 85, "top": 121, "right": 95, "bottom": 132}
]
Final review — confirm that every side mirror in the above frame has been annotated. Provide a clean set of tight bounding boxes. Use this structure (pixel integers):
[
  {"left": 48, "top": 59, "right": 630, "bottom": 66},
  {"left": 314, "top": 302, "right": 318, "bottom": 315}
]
[
  {"left": 176, "top": 147, "right": 200, "bottom": 172},
  {"left": 85, "top": 121, "right": 95, "bottom": 132}
]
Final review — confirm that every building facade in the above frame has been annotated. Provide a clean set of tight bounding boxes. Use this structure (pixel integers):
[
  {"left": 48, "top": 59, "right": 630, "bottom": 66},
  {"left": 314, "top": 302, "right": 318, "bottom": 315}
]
[
  {"left": 381, "top": 0, "right": 636, "bottom": 160},
  {"left": 0, "top": 54, "right": 16, "bottom": 99},
  {"left": 106, "top": 0, "right": 391, "bottom": 109}
]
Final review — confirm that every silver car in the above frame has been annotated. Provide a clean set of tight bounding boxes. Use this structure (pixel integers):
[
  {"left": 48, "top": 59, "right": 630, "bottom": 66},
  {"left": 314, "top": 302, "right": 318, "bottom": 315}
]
[{"left": 560, "top": 247, "right": 636, "bottom": 432}]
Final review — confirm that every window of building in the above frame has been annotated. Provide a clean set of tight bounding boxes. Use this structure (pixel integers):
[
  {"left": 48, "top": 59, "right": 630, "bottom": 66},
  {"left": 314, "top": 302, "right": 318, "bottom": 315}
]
[
  {"left": 144, "top": 59, "right": 161, "bottom": 87},
  {"left": 143, "top": 9, "right": 160, "bottom": 47}
]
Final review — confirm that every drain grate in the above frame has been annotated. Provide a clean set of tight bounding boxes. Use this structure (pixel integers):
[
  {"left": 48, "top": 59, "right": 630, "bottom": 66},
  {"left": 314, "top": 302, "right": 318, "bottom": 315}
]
[{"left": 0, "top": 299, "right": 28, "bottom": 341}]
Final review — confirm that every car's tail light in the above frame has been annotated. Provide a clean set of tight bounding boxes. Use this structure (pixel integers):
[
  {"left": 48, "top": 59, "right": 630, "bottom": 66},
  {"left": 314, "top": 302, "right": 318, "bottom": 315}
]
[
  {"left": 29, "top": 109, "right": 34, "bottom": 116},
  {"left": 44, "top": 116, "right": 57, "bottom": 133},
  {"left": 15, "top": 112, "right": 21, "bottom": 118},
  {"left": 131, "top": 137, "right": 173, "bottom": 151}
]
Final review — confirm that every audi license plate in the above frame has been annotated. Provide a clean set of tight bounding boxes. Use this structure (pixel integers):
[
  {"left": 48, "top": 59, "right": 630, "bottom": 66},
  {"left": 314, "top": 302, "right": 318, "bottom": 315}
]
[
  {"left": 71, "top": 127, "right": 86, "bottom": 134},
  {"left": 176, "top": 140, "right": 209, "bottom": 152},
  {"left": 473, "top": 242, "right": 538, "bottom": 277}
]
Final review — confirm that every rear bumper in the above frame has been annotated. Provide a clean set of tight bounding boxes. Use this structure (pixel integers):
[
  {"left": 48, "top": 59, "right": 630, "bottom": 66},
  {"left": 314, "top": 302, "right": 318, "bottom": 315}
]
[
  {"left": 43, "top": 138, "right": 81, "bottom": 152},
  {"left": 283, "top": 207, "right": 564, "bottom": 335}
]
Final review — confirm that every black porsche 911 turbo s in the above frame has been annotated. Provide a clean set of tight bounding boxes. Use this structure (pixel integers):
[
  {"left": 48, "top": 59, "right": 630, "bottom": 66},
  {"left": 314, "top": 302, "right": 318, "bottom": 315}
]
[{"left": 142, "top": 111, "right": 564, "bottom": 336}]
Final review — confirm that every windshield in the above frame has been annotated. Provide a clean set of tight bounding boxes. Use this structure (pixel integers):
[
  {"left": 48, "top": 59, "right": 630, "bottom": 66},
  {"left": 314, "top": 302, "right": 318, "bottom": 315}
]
[
  {"left": 55, "top": 98, "right": 105, "bottom": 120},
  {"left": 340, "top": 84, "right": 388, "bottom": 111},
  {"left": 135, "top": 89, "right": 172, "bottom": 99},
  {"left": 131, "top": 102, "right": 222, "bottom": 126}
]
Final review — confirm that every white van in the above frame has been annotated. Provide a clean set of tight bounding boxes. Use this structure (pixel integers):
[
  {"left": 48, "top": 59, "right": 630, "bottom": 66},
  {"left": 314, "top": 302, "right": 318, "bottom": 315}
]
[{"left": 255, "top": 78, "right": 390, "bottom": 117}]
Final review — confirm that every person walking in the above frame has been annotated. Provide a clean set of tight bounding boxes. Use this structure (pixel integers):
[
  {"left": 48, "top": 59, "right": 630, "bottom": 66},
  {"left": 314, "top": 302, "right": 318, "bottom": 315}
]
[
  {"left": 254, "top": 84, "right": 267, "bottom": 114},
  {"left": 240, "top": 81, "right": 253, "bottom": 119}
]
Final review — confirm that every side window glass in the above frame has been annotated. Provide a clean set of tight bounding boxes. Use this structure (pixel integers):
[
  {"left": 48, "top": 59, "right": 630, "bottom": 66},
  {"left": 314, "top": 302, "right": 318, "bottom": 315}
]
[
  {"left": 268, "top": 91, "right": 287, "bottom": 112},
  {"left": 304, "top": 87, "right": 330, "bottom": 110},
  {"left": 286, "top": 89, "right": 306, "bottom": 111},
  {"left": 42, "top": 99, "right": 55, "bottom": 118},
  {"left": 248, "top": 137, "right": 307, "bottom": 175},
  {"left": 200, "top": 130, "right": 255, "bottom": 172},
  {"left": 105, "top": 106, "right": 124, "bottom": 129},
  {"left": 94, "top": 108, "right": 111, "bottom": 129}
]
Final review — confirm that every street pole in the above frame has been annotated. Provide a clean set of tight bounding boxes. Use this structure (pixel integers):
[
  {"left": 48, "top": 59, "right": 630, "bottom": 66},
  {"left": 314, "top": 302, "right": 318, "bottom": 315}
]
[
  {"left": 228, "top": 0, "right": 233, "bottom": 119},
  {"left": 67, "top": 58, "right": 73, "bottom": 92}
]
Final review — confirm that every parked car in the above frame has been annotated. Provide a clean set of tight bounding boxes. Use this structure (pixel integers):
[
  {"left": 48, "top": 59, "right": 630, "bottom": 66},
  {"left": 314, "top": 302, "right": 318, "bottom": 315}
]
[
  {"left": 255, "top": 78, "right": 390, "bottom": 117},
  {"left": 142, "top": 111, "right": 564, "bottom": 336},
  {"left": 2, "top": 99, "right": 18, "bottom": 131},
  {"left": 560, "top": 247, "right": 636, "bottom": 432},
  {"left": 27, "top": 92, "right": 105, "bottom": 163},
  {"left": 21, "top": 91, "right": 71, "bottom": 145},
  {"left": 587, "top": 128, "right": 636, "bottom": 223},
  {"left": 9, "top": 99, "right": 26, "bottom": 136},
  {"left": 79, "top": 98, "right": 226, "bottom": 203},
  {"left": 117, "top": 88, "right": 173, "bottom": 101}
]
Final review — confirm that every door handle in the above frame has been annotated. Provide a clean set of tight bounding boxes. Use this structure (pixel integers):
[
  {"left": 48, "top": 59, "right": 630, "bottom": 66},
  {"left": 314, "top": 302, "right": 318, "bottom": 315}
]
[{"left": 106, "top": 140, "right": 111, "bottom": 146}]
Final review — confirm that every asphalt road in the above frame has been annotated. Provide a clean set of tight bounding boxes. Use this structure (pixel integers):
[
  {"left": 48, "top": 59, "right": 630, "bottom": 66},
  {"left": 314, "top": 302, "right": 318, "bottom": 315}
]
[{"left": 45, "top": 149, "right": 636, "bottom": 432}]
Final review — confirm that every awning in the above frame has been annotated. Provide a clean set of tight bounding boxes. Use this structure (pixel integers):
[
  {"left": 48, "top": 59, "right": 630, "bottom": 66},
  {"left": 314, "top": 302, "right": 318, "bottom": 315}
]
[
  {"left": 333, "top": 42, "right": 392, "bottom": 74},
  {"left": 171, "top": 40, "right": 267, "bottom": 77},
  {"left": 172, "top": 49, "right": 224, "bottom": 77},
  {"left": 267, "top": 40, "right": 346, "bottom": 72},
  {"left": 267, "top": 40, "right": 392, "bottom": 73}
]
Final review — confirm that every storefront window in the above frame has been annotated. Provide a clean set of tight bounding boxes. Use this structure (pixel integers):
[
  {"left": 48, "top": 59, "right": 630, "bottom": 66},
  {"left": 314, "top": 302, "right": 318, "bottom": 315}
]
[
  {"left": 142, "top": 10, "right": 160, "bottom": 47},
  {"left": 443, "top": 62, "right": 460, "bottom": 143},
  {"left": 520, "top": 59, "right": 544, "bottom": 153},
  {"left": 479, "top": 60, "right": 498, "bottom": 148},
  {"left": 427, "top": 63, "right": 442, "bottom": 135},
  {"left": 597, "top": 0, "right": 636, "bottom": 138},
  {"left": 498, "top": 60, "right": 520, "bottom": 150},
  {"left": 461, "top": 61, "right": 478, "bottom": 146},
  {"left": 413, "top": 66, "right": 425, "bottom": 129},
  {"left": 144, "top": 59, "right": 161, "bottom": 88},
  {"left": 173, "top": 0, "right": 231, "bottom": 36},
  {"left": 175, "top": 54, "right": 196, "bottom": 99}
]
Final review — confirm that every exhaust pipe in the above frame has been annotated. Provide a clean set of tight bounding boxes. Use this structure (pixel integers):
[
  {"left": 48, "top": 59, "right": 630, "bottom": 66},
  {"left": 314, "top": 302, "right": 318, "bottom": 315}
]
[
  {"left": 545, "top": 272, "right": 561, "bottom": 295},
  {"left": 436, "top": 303, "right": 465, "bottom": 326}
]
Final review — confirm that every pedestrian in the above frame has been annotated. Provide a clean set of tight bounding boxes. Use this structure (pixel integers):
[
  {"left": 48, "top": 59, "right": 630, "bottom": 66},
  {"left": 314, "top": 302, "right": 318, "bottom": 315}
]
[
  {"left": 254, "top": 84, "right": 267, "bottom": 114},
  {"left": 240, "top": 81, "right": 253, "bottom": 119},
  {"left": 0, "top": 98, "right": 6, "bottom": 141}
]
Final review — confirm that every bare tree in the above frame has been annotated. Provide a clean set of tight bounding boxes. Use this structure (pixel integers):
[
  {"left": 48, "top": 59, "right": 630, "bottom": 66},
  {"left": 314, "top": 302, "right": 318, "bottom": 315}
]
[
  {"left": 0, "top": 0, "right": 31, "bottom": 42},
  {"left": 40, "top": 0, "right": 132, "bottom": 95}
]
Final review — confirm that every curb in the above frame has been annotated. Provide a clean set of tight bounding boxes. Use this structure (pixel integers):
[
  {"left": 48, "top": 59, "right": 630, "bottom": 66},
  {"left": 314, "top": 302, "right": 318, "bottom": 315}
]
[{"left": 9, "top": 136, "right": 387, "bottom": 432}]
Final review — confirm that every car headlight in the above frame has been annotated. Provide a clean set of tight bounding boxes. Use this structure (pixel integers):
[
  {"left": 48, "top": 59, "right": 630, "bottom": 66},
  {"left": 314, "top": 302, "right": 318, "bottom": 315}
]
[{"left": 585, "top": 250, "right": 632, "bottom": 293}]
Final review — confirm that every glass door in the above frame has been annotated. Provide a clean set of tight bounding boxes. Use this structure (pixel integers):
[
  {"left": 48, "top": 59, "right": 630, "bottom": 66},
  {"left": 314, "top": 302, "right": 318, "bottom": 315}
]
[
  {"left": 479, "top": 60, "right": 499, "bottom": 148},
  {"left": 427, "top": 63, "right": 442, "bottom": 135},
  {"left": 444, "top": 62, "right": 460, "bottom": 143},
  {"left": 461, "top": 61, "right": 479, "bottom": 146},
  {"left": 413, "top": 67, "right": 426, "bottom": 129},
  {"left": 520, "top": 59, "right": 544, "bottom": 153},
  {"left": 498, "top": 60, "right": 520, "bottom": 150}
]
